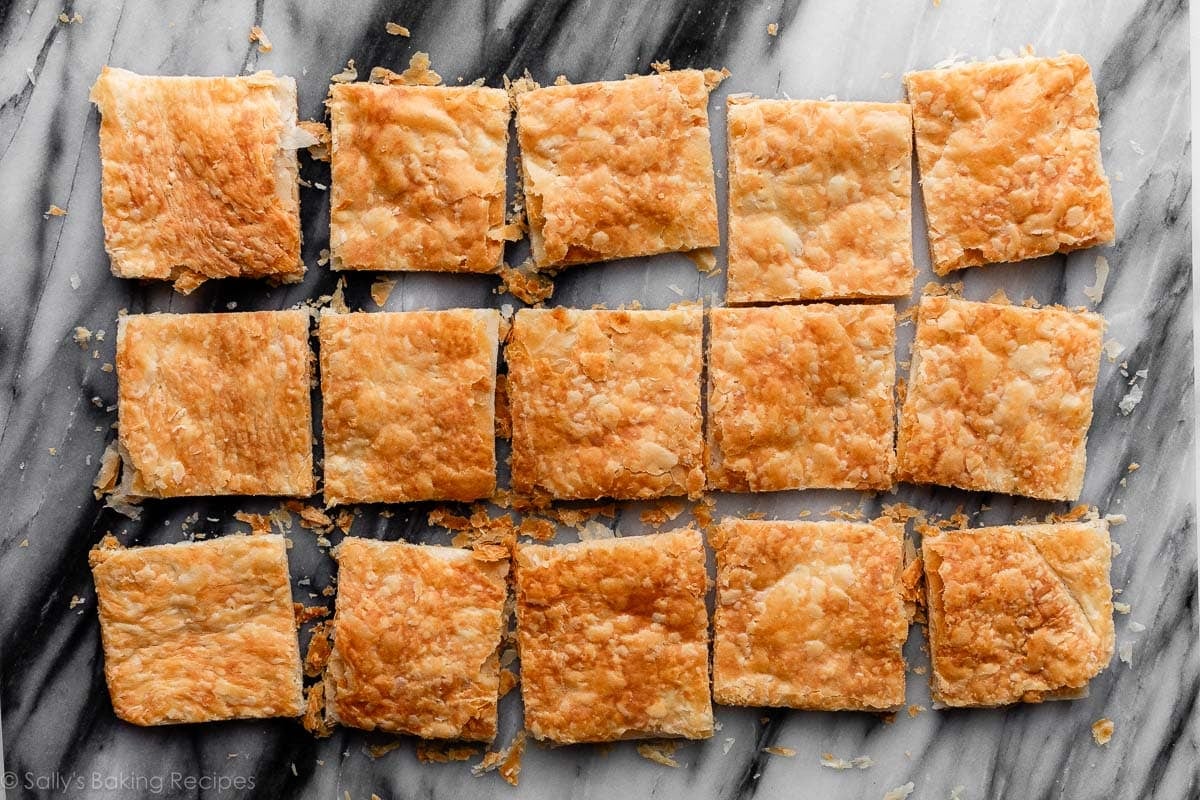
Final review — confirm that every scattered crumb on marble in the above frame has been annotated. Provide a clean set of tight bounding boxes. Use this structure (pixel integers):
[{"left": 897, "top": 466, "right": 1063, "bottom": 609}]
[
  {"left": 723, "top": 737, "right": 736, "bottom": 754},
  {"left": 473, "top": 731, "right": 526, "bottom": 786},
  {"left": 304, "top": 621, "right": 332, "bottom": 676},
  {"left": 294, "top": 603, "right": 330, "bottom": 626},
  {"left": 1092, "top": 718, "right": 1115, "bottom": 746},
  {"left": 385, "top": 21, "right": 410, "bottom": 36},
  {"left": 1118, "top": 384, "right": 1143, "bottom": 415},
  {"left": 637, "top": 740, "right": 682, "bottom": 768},
  {"left": 416, "top": 741, "right": 478, "bottom": 763},
  {"left": 370, "top": 278, "right": 396, "bottom": 307},
  {"left": 763, "top": 746, "right": 795, "bottom": 757},
  {"left": 1113, "top": 601, "right": 1131, "bottom": 614},
  {"left": 1083, "top": 255, "right": 1109, "bottom": 304},
  {"left": 640, "top": 500, "right": 686, "bottom": 528},
  {"left": 883, "top": 782, "right": 916, "bottom": 800},
  {"left": 331, "top": 59, "right": 357, "bottom": 83},
  {"left": 366, "top": 739, "right": 402, "bottom": 759},
  {"left": 1118, "top": 640, "right": 1134, "bottom": 667},
  {"left": 907, "top": 704, "right": 925, "bottom": 718},
  {"left": 820, "top": 753, "right": 874, "bottom": 770},
  {"left": 497, "top": 262, "right": 554, "bottom": 305},
  {"left": 301, "top": 681, "right": 334, "bottom": 737},
  {"left": 767, "top": 22, "right": 779, "bottom": 35},
  {"left": 46, "top": 204, "right": 67, "bottom": 216},
  {"left": 685, "top": 247, "right": 719, "bottom": 274},
  {"left": 248, "top": 25, "right": 272, "bottom": 52}
]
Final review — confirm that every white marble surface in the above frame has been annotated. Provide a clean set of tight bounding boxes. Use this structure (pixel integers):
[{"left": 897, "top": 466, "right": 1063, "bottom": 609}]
[{"left": 0, "top": 0, "right": 1195, "bottom": 798}]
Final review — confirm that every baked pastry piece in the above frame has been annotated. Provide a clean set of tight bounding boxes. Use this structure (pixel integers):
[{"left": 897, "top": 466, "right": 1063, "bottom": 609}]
[
  {"left": 325, "top": 537, "right": 508, "bottom": 740},
  {"left": 905, "top": 54, "right": 1115, "bottom": 275},
  {"left": 117, "top": 310, "right": 314, "bottom": 498},
  {"left": 923, "top": 521, "right": 1114, "bottom": 706},
  {"left": 515, "top": 71, "right": 720, "bottom": 268},
  {"left": 896, "top": 295, "right": 1103, "bottom": 501},
  {"left": 319, "top": 310, "right": 499, "bottom": 505},
  {"left": 507, "top": 306, "right": 704, "bottom": 500},
  {"left": 328, "top": 82, "right": 510, "bottom": 272},
  {"left": 726, "top": 98, "right": 914, "bottom": 302},
  {"left": 89, "top": 534, "right": 303, "bottom": 725},
  {"left": 707, "top": 304, "right": 896, "bottom": 492},
  {"left": 514, "top": 529, "right": 713, "bottom": 743},
  {"left": 90, "top": 66, "right": 304, "bottom": 293},
  {"left": 711, "top": 518, "right": 908, "bottom": 711}
]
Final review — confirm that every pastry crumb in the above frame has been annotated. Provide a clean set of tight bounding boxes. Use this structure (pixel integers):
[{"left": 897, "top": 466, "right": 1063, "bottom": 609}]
[
  {"left": 248, "top": 25, "right": 272, "bottom": 53},
  {"left": 46, "top": 204, "right": 67, "bottom": 216},
  {"left": 385, "top": 21, "right": 410, "bottom": 36},
  {"left": 1092, "top": 718, "right": 1114, "bottom": 745},
  {"left": 1083, "top": 255, "right": 1109, "bottom": 304},
  {"left": 685, "top": 247, "right": 719, "bottom": 274},
  {"left": 369, "top": 277, "right": 397, "bottom": 307},
  {"left": 883, "top": 782, "right": 916, "bottom": 800},
  {"left": 416, "top": 741, "right": 478, "bottom": 763},
  {"left": 763, "top": 745, "right": 795, "bottom": 757},
  {"left": 820, "top": 753, "right": 874, "bottom": 770},
  {"left": 331, "top": 59, "right": 357, "bottom": 83},
  {"left": 637, "top": 740, "right": 682, "bottom": 767},
  {"left": 497, "top": 262, "right": 554, "bottom": 305},
  {"left": 767, "top": 22, "right": 779, "bottom": 35}
]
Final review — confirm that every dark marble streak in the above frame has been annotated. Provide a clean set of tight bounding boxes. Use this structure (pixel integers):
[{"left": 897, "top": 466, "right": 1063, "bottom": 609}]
[{"left": 0, "top": 0, "right": 1196, "bottom": 798}]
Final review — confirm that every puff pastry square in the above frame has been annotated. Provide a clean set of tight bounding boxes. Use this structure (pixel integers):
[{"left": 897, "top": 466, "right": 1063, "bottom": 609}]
[
  {"left": 89, "top": 534, "right": 303, "bottom": 725},
  {"left": 319, "top": 310, "right": 498, "bottom": 506},
  {"left": 329, "top": 83, "right": 510, "bottom": 272},
  {"left": 90, "top": 66, "right": 304, "bottom": 292},
  {"left": 896, "top": 295, "right": 1103, "bottom": 501},
  {"left": 923, "top": 521, "right": 1114, "bottom": 706},
  {"left": 726, "top": 98, "right": 914, "bottom": 303},
  {"left": 326, "top": 538, "right": 509, "bottom": 740},
  {"left": 905, "top": 55, "right": 1115, "bottom": 275},
  {"left": 117, "top": 311, "right": 314, "bottom": 498},
  {"left": 707, "top": 304, "right": 897, "bottom": 492},
  {"left": 711, "top": 519, "right": 908, "bottom": 711},
  {"left": 515, "top": 71, "right": 719, "bottom": 268},
  {"left": 507, "top": 307, "right": 704, "bottom": 500},
  {"left": 515, "top": 529, "right": 713, "bottom": 743}
]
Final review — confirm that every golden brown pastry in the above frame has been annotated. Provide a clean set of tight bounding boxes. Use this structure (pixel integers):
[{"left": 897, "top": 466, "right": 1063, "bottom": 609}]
[
  {"left": 711, "top": 518, "right": 908, "bottom": 711},
  {"left": 328, "top": 83, "right": 510, "bottom": 272},
  {"left": 325, "top": 538, "right": 509, "bottom": 740},
  {"left": 319, "top": 310, "right": 499, "bottom": 505},
  {"left": 506, "top": 306, "right": 704, "bottom": 500},
  {"left": 89, "top": 66, "right": 304, "bottom": 293},
  {"left": 707, "top": 304, "right": 896, "bottom": 492},
  {"left": 89, "top": 534, "right": 303, "bottom": 725},
  {"left": 116, "top": 310, "right": 314, "bottom": 498},
  {"left": 905, "top": 54, "right": 1115, "bottom": 275},
  {"left": 923, "top": 521, "right": 1114, "bottom": 706},
  {"left": 515, "top": 71, "right": 719, "bottom": 268},
  {"left": 726, "top": 98, "right": 914, "bottom": 302},
  {"left": 514, "top": 529, "right": 713, "bottom": 743},
  {"left": 896, "top": 295, "right": 1103, "bottom": 501}
]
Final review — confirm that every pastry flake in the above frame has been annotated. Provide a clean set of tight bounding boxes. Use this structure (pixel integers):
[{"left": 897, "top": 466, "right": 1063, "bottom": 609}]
[
  {"left": 507, "top": 306, "right": 704, "bottom": 500},
  {"left": 319, "top": 309, "right": 498, "bottom": 505},
  {"left": 707, "top": 304, "right": 897, "bottom": 492},
  {"left": 116, "top": 310, "right": 314, "bottom": 498},
  {"left": 711, "top": 518, "right": 908, "bottom": 711},
  {"left": 329, "top": 82, "right": 510, "bottom": 272},
  {"left": 90, "top": 67, "right": 304, "bottom": 292},
  {"left": 905, "top": 54, "right": 1115, "bottom": 275},
  {"left": 726, "top": 98, "right": 914, "bottom": 302},
  {"left": 923, "top": 521, "right": 1114, "bottom": 706},
  {"left": 515, "top": 71, "right": 719, "bottom": 268},
  {"left": 326, "top": 538, "right": 509, "bottom": 740},
  {"left": 896, "top": 295, "right": 1103, "bottom": 501},
  {"left": 514, "top": 529, "right": 713, "bottom": 743},
  {"left": 89, "top": 534, "right": 302, "bottom": 725}
]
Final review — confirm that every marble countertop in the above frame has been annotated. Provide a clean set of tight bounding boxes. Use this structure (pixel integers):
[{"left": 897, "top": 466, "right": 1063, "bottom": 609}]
[{"left": 0, "top": 0, "right": 1195, "bottom": 798}]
